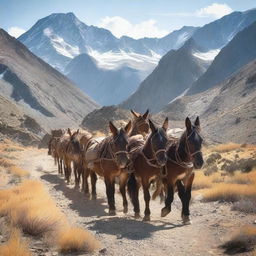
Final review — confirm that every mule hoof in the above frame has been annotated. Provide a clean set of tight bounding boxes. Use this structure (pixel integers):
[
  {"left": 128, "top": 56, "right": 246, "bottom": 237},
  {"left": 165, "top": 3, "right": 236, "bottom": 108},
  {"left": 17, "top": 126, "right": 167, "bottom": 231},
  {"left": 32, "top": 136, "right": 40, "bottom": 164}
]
[
  {"left": 109, "top": 209, "right": 116, "bottom": 216},
  {"left": 161, "top": 207, "right": 171, "bottom": 217},
  {"left": 143, "top": 215, "right": 150, "bottom": 221},
  {"left": 123, "top": 206, "right": 128, "bottom": 214},
  {"left": 134, "top": 212, "right": 141, "bottom": 219},
  {"left": 91, "top": 194, "right": 97, "bottom": 200},
  {"left": 182, "top": 215, "right": 191, "bottom": 225}
]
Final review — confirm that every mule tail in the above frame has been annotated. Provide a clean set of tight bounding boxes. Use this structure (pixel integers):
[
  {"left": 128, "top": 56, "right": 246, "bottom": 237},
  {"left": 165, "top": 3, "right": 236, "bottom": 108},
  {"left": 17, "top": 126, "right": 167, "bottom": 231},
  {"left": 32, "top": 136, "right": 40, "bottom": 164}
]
[{"left": 152, "top": 177, "right": 165, "bottom": 203}]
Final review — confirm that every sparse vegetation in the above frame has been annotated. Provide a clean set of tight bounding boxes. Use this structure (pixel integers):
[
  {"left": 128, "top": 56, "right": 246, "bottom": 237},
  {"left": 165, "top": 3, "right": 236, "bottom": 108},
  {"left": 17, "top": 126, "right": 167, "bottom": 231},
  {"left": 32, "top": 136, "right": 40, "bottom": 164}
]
[
  {"left": 211, "top": 143, "right": 241, "bottom": 153},
  {"left": 0, "top": 179, "right": 100, "bottom": 253},
  {"left": 221, "top": 225, "right": 256, "bottom": 254}
]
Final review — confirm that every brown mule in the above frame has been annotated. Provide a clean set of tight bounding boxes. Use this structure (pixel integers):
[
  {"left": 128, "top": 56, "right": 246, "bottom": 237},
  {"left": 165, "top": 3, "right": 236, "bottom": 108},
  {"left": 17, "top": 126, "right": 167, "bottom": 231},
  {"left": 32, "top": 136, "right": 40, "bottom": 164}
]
[
  {"left": 160, "top": 117, "right": 204, "bottom": 224},
  {"left": 127, "top": 118, "right": 169, "bottom": 221},
  {"left": 48, "top": 129, "right": 64, "bottom": 174},
  {"left": 81, "top": 109, "right": 150, "bottom": 198},
  {"left": 85, "top": 121, "right": 132, "bottom": 215}
]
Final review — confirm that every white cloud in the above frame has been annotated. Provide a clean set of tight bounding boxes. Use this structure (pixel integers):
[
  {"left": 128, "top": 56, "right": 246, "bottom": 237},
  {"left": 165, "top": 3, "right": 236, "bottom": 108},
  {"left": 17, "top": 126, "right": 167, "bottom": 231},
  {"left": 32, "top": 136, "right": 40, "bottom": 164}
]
[
  {"left": 196, "top": 3, "right": 233, "bottom": 18},
  {"left": 99, "top": 16, "right": 168, "bottom": 39},
  {"left": 152, "top": 3, "right": 233, "bottom": 19},
  {"left": 8, "top": 26, "right": 26, "bottom": 38}
]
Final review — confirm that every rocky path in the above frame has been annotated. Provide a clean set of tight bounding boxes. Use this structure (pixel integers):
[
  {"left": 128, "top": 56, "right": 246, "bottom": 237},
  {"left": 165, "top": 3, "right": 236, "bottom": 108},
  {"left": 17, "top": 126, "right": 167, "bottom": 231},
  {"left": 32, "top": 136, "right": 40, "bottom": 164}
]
[{"left": 17, "top": 148, "right": 255, "bottom": 256}]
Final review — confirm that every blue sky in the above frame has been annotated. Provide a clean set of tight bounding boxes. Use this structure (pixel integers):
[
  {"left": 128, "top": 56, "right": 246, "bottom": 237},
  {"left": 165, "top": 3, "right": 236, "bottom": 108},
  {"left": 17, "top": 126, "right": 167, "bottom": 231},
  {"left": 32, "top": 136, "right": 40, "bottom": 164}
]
[{"left": 1, "top": 0, "right": 255, "bottom": 38}]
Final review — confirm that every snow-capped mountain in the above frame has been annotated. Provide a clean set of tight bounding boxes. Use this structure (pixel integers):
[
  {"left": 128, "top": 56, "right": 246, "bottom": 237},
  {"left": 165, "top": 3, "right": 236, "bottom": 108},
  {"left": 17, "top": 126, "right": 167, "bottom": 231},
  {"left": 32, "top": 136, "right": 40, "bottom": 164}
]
[{"left": 18, "top": 13, "right": 198, "bottom": 73}]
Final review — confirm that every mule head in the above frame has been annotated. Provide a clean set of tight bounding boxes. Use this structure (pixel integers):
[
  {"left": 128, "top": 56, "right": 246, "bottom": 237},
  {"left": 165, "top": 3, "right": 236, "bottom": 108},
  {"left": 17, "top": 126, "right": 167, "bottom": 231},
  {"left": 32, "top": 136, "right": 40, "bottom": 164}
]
[
  {"left": 67, "top": 128, "right": 82, "bottom": 155},
  {"left": 109, "top": 121, "right": 131, "bottom": 169},
  {"left": 185, "top": 116, "right": 204, "bottom": 169},
  {"left": 130, "top": 109, "right": 150, "bottom": 135},
  {"left": 148, "top": 117, "right": 169, "bottom": 166}
]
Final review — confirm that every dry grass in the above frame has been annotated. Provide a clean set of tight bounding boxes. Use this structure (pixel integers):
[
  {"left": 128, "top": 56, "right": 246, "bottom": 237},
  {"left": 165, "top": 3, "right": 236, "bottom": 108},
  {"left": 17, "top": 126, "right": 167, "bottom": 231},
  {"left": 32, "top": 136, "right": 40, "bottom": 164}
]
[
  {"left": 56, "top": 226, "right": 100, "bottom": 253},
  {"left": 0, "top": 228, "right": 31, "bottom": 256},
  {"left": 202, "top": 183, "right": 256, "bottom": 202},
  {"left": 0, "top": 180, "right": 100, "bottom": 253},
  {"left": 221, "top": 225, "right": 256, "bottom": 254},
  {"left": 211, "top": 143, "right": 241, "bottom": 153},
  {"left": 7, "top": 166, "right": 29, "bottom": 178},
  {"left": 0, "top": 158, "right": 14, "bottom": 168}
]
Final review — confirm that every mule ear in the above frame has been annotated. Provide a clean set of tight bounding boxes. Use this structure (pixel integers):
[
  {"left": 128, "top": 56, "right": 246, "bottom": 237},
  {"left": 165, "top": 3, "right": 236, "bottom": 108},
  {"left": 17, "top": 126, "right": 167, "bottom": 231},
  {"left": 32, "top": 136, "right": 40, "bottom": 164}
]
[
  {"left": 194, "top": 116, "right": 200, "bottom": 127},
  {"left": 130, "top": 109, "right": 140, "bottom": 118},
  {"left": 162, "top": 117, "right": 169, "bottom": 131},
  {"left": 67, "top": 128, "right": 72, "bottom": 137},
  {"left": 185, "top": 117, "right": 192, "bottom": 132},
  {"left": 124, "top": 120, "right": 132, "bottom": 134},
  {"left": 109, "top": 121, "right": 118, "bottom": 136},
  {"left": 142, "top": 109, "right": 149, "bottom": 119},
  {"left": 76, "top": 129, "right": 80, "bottom": 134},
  {"left": 149, "top": 119, "right": 157, "bottom": 133}
]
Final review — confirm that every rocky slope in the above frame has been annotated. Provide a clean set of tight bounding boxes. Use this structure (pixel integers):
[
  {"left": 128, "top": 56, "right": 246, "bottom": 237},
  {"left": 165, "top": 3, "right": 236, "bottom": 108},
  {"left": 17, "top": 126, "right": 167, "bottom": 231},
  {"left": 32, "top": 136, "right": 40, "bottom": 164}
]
[
  {"left": 121, "top": 39, "right": 210, "bottom": 112},
  {"left": 158, "top": 60, "right": 256, "bottom": 143},
  {"left": 0, "top": 29, "right": 98, "bottom": 135},
  {"left": 121, "top": 9, "right": 256, "bottom": 113},
  {"left": 188, "top": 20, "right": 256, "bottom": 94}
]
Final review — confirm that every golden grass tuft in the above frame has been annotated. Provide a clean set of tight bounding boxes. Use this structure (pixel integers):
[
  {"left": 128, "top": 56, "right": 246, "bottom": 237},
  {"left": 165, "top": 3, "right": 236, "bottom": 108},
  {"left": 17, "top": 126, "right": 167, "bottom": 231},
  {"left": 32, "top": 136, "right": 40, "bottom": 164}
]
[
  {"left": 0, "top": 158, "right": 14, "bottom": 168},
  {"left": 0, "top": 228, "right": 31, "bottom": 256},
  {"left": 202, "top": 182, "right": 256, "bottom": 202},
  {"left": 7, "top": 166, "right": 30, "bottom": 178},
  {"left": 56, "top": 226, "right": 100, "bottom": 253},
  {"left": 211, "top": 143, "right": 241, "bottom": 153},
  {"left": 193, "top": 171, "right": 213, "bottom": 190},
  {"left": 221, "top": 225, "right": 256, "bottom": 254}
]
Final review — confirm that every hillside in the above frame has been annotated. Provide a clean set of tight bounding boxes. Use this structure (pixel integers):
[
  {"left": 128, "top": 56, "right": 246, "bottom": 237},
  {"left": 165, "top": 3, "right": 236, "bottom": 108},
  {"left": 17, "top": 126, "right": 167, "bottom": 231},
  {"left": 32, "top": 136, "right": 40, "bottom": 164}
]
[
  {"left": 0, "top": 29, "right": 98, "bottom": 133},
  {"left": 158, "top": 60, "right": 256, "bottom": 143},
  {"left": 188, "top": 20, "right": 256, "bottom": 94}
]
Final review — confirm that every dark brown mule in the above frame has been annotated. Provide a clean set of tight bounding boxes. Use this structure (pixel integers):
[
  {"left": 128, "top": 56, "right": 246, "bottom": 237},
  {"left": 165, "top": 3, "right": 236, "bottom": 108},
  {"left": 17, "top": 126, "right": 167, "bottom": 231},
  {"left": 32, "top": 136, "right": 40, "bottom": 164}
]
[
  {"left": 86, "top": 121, "right": 132, "bottom": 215},
  {"left": 160, "top": 117, "right": 204, "bottom": 224},
  {"left": 48, "top": 129, "right": 64, "bottom": 174},
  {"left": 127, "top": 118, "right": 169, "bottom": 221},
  {"left": 81, "top": 109, "right": 150, "bottom": 198}
]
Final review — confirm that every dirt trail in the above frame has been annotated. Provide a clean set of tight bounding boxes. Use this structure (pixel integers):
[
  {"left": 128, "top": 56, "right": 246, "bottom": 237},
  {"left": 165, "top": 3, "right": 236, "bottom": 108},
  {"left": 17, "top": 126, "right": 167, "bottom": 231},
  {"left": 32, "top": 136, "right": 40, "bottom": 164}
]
[{"left": 17, "top": 148, "right": 254, "bottom": 256}]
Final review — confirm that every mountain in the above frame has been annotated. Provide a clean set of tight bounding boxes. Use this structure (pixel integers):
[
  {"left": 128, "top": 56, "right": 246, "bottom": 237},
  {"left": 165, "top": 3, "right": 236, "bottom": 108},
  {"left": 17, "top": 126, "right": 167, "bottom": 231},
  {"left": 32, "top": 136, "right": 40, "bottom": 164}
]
[
  {"left": 157, "top": 60, "right": 256, "bottom": 143},
  {"left": 188, "top": 20, "right": 256, "bottom": 94},
  {"left": 18, "top": 13, "right": 197, "bottom": 72},
  {"left": 0, "top": 29, "right": 98, "bottom": 134},
  {"left": 122, "top": 8, "right": 256, "bottom": 112},
  {"left": 121, "top": 38, "right": 211, "bottom": 112},
  {"left": 65, "top": 53, "right": 141, "bottom": 105}
]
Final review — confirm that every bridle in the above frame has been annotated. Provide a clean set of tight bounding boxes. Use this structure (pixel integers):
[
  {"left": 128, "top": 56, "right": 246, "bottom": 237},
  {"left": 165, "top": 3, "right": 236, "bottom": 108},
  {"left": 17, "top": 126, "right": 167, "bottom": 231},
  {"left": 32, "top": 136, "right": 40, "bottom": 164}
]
[
  {"left": 140, "top": 129, "right": 167, "bottom": 168},
  {"left": 167, "top": 128, "right": 202, "bottom": 168}
]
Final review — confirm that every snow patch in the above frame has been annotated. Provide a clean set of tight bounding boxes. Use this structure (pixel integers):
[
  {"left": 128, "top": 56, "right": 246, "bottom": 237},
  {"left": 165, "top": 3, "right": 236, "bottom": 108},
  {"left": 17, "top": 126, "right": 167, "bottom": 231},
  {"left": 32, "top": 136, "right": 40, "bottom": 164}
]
[
  {"left": 174, "top": 32, "right": 189, "bottom": 49},
  {"left": 87, "top": 47, "right": 161, "bottom": 71},
  {"left": 169, "top": 88, "right": 189, "bottom": 104},
  {"left": 43, "top": 28, "right": 80, "bottom": 58},
  {"left": 192, "top": 49, "right": 220, "bottom": 61},
  {"left": 0, "top": 70, "right": 6, "bottom": 79}
]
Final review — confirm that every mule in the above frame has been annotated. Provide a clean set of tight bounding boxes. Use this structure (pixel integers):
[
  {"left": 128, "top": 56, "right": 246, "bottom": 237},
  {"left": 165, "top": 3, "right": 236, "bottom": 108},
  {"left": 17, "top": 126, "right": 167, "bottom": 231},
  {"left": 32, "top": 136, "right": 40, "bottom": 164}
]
[
  {"left": 160, "top": 116, "right": 204, "bottom": 224},
  {"left": 85, "top": 121, "right": 132, "bottom": 215},
  {"left": 127, "top": 118, "right": 169, "bottom": 221}
]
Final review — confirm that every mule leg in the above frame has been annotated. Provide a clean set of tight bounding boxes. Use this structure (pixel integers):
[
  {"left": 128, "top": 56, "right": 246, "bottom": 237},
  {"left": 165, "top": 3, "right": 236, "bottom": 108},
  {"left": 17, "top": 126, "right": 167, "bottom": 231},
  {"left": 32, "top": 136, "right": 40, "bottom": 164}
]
[
  {"left": 142, "top": 180, "right": 151, "bottom": 221},
  {"left": 90, "top": 171, "right": 97, "bottom": 200},
  {"left": 104, "top": 176, "right": 116, "bottom": 215},
  {"left": 60, "top": 158, "right": 63, "bottom": 174},
  {"left": 73, "top": 162, "right": 79, "bottom": 186},
  {"left": 119, "top": 172, "right": 129, "bottom": 213},
  {"left": 179, "top": 172, "right": 194, "bottom": 224},
  {"left": 127, "top": 174, "right": 140, "bottom": 218},
  {"left": 161, "top": 181, "right": 174, "bottom": 217}
]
